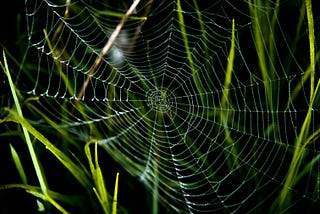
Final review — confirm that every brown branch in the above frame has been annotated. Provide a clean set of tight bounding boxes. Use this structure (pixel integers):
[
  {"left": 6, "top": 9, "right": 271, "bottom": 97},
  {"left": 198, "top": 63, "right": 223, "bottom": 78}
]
[{"left": 74, "top": 0, "right": 141, "bottom": 104}]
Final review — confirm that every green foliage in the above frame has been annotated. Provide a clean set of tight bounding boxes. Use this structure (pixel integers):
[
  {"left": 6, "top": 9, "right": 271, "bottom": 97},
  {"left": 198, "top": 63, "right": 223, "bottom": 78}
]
[
  {"left": 1, "top": 51, "right": 119, "bottom": 213},
  {"left": 0, "top": 0, "right": 319, "bottom": 213}
]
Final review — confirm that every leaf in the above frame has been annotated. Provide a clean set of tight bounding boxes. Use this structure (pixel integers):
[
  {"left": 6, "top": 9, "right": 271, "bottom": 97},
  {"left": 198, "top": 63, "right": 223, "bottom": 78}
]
[{"left": 10, "top": 144, "right": 28, "bottom": 184}]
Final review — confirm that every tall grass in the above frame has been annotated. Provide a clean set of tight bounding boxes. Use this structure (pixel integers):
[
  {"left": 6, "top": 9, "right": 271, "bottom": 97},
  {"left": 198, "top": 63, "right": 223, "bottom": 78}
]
[
  {"left": 0, "top": 0, "right": 319, "bottom": 213},
  {"left": 1, "top": 51, "right": 120, "bottom": 213}
]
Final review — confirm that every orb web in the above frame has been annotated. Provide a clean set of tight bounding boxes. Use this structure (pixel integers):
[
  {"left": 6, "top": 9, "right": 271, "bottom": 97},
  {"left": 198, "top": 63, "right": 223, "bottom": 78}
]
[{"left": 19, "top": 0, "right": 320, "bottom": 213}]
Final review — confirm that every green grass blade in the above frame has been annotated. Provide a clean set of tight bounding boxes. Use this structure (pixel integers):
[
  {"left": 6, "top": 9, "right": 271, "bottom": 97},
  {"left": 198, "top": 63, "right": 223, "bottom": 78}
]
[
  {"left": 4, "top": 109, "right": 92, "bottom": 190},
  {"left": 221, "top": 19, "right": 236, "bottom": 111},
  {"left": 278, "top": 0, "right": 319, "bottom": 206},
  {"left": 192, "top": 0, "right": 208, "bottom": 62},
  {"left": 10, "top": 144, "right": 28, "bottom": 184},
  {"left": 112, "top": 172, "right": 120, "bottom": 214},
  {"left": 305, "top": 0, "right": 315, "bottom": 100},
  {"left": 26, "top": 101, "right": 77, "bottom": 146},
  {"left": 220, "top": 19, "right": 239, "bottom": 168},
  {"left": 2, "top": 50, "right": 71, "bottom": 213},
  {"left": 1, "top": 50, "right": 48, "bottom": 195},
  {"left": 176, "top": 0, "right": 204, "bottom": 105},
  {"left": 27, "top": 191, "right": 69, "bottom": 214},
  {"left": 85, "top": 140, "right": 109, "bottom": 213},
  {"left": 0, "top": 184, "right": 83, "bottom": 212},
  {"left": 249, "top": 0, "right": 273, "bottom": 108}
]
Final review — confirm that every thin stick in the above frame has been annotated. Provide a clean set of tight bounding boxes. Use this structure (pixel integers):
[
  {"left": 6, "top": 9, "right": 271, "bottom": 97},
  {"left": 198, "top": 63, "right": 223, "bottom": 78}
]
[{"left": 75, "top": 0, "right": 141, "bottom": 103}]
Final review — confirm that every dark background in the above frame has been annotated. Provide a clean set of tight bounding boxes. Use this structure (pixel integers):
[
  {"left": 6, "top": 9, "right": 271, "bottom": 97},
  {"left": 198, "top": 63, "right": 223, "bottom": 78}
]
[
  {"left": 0, "top": 1, "right": 153, "bottom": 213},
  {"left": 0, "top": 0, "right": 319, "bottom": 213}
]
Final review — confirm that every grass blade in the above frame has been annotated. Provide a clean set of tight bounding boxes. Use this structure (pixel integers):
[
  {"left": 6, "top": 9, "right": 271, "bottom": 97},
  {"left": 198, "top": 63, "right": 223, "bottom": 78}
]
[
  {"left": 112, "top": 172, "right": 120, "bottom": 214},
  {"left": 1, "top": 50, "right": 48, "bottom": 195},
  {"left": 10, "top": 144, "right": 28, "bottom": 185},
  {"left": 1, "top": 50, "right": 70, "bottom": 213},
  {"left": 305, "top": 0, "right": 315, "bottom": 100},
  {"left": 85, "top": 140, "right": 110, "bottom": 213},
  {"left": 177, "top": 0, "right": 204, "bottom": 105},
  {"left": 4, "top": 109, "right": 92, "bottom": 190}
]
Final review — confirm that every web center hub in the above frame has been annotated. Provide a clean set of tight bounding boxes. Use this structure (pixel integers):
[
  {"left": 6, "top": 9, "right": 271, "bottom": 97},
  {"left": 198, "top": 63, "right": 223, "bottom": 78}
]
[{"left": 146, "top": 89, "right": 175, "bottom": 112}]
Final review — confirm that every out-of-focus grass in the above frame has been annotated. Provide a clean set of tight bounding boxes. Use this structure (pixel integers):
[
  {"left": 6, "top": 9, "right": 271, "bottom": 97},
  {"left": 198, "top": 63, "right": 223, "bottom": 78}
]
[
  {"left": 0, "top": 0, "right": 319, "bottom": 213},
  {"left": 1, "top": 50, "right": 120, "bottom": 213}
]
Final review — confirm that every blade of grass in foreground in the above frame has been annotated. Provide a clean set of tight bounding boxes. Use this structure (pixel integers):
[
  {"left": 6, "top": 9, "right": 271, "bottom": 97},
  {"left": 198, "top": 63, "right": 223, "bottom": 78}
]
[
  {"left": 305, "top": 0, "right": 316, "bottom": 100},
  {"left": 112, "top": 171, "right": 120, "bottom": 214},
  {"left": 4, "top": 108, "right": 92, "bottom": 191},
  {"left": 85, "top": 140, "right": 121, "bottom": 214},
  {"left": 85, "top": 140, "right": 110, "bottom": 213},
  {"left": 1, "top": 50, "right": 68, "bottom": 213},
  {"left": 10, "top": 144, "right": 28, "bottom": 185},
  {"left": 0, "top": 183, "right": 84, "bottom": 207},
  {"left": 278, "top": 0, "right": 319, "bottom": 210}
]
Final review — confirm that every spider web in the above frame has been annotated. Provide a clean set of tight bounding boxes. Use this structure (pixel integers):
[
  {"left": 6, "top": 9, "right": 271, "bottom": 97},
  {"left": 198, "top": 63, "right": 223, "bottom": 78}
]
[{"left": 20, "top": 0, "right": 320, "bottom": 213}]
